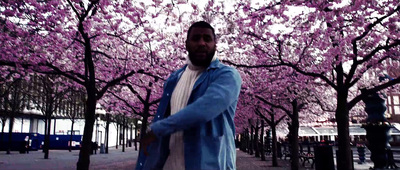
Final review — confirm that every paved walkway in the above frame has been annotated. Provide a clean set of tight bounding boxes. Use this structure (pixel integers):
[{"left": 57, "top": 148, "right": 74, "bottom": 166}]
[
  {"left": 0, "top": 146, "right": 381, "bottom": 170},
  {"left": 0, "top": 147, "right": 138, "bottom": 170},
  {"left": 236, "top": 149, "right": 375, "bottom": 170},
  {"left": 236, "top": 150, "right": 292, "bottom": 170}
]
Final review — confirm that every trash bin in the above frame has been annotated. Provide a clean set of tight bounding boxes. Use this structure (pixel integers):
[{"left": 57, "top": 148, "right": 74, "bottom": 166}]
[
  {"left": 19, "top": 141, "right": 26, "bottom": 154},
  {"left": 314, "top": 144, "right": 334, "bottom": 170},
  {"left": 100, "top": 143, "right": 105, "bottom": 154}
]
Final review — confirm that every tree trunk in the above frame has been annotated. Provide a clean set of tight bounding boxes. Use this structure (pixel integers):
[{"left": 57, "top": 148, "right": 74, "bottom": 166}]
[
  {"left": 44, "top": 111, "right": 52, "bottom": 159},
  {"left": 69, "top": 120, "right": 75, "bottom": 152},
  {"left": 243, "top": 129, "right": 249, "bottom": 152},
  {"left": 134, "top": 120, "right": 138, "bottom": 151},
  {"left": 76, "top": 92, "right": 96, "bottom": 170},
  {"left": 247, "top": 129, "right": 250, "bottom": 153},
  {"left": 122, "top": 116, "right": 125, "bottom": 152},
  {"left": 1, "top": 118, "right": 6, "bottom": 150},
  {"left": 336, "top": 90, "right": 352, "bottom": 170},
  {"left": 105, "top": 113, "right": 109, "bottom": 154},
  {"left": 272, "top": 124, "right": 278, "bottom": 166},
  {"left": 6, "top": 116, "right": 14, "bottom": 154},
  {"left": 43, "top": 117, "right": 47, "bottom": 153},
  {"left": 75, "top": 15, "right": 100, "bottom": 170},
  {"left": 260, "top": 120, "right": 266, "bottom": 161},
  {"left": 138, "top": 115, "right": 149, "bottom": 154},
  {"left": 249, "top": 125, "right": 254, "bottom": 155},
  {"left": 126, "top": 122, "right": 128, "bottom": 148},
  {"left": 254, "top": 119, "right": 260, "bottom": 157},
  {"left": 290, "top": 100, "right": 300, "bottom": 170},
  {"left": 53, "top": 118, "right": 56, "bottom": 135},
  {"left": 130, "top": 124, "right": 133, "bottom": 148},
  {"left": 116, "top": 123, "right": 119, "bottom": 149}
]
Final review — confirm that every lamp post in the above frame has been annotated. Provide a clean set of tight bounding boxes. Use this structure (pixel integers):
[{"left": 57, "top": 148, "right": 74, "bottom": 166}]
[
  {"left": 95, "top": 103, "right": 107, "bottom": 143},
  {"left": 361, "top": 90, "right": 391, "bottom": 169},
  {"left": 95, "top": 116, "right": 99, "bottom": 143}
]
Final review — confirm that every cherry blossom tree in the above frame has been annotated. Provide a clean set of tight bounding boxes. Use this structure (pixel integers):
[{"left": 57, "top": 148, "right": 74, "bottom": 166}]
[
  {"left": 0, "top": 69, "right": 20, "bottom": 150},
  {"left": 231, "top": 46, "right": 323, "bottom": 168},
  {"left": 254, "top": 72, "right": 313, "bottom": 170},
  {"left": 256, "top": 106, "right": 286, "bottom": 166},
  {"left": 29, "top": 74, "right": 69, "bottom": 159},
  {"left": 231, "top": 1, "right": 400, "bottom": 169},
  {"left": 4, "top": 1, "right": 399, "bottom": 170},
  {"left": 62, "top": 89, "right": 85, "bottom": 152},
  {"left": 0, "top": 0, "right": 170, "bottom": 169},
  {"left": 0, "top": 76, "right": 27, "bottom": 154}
]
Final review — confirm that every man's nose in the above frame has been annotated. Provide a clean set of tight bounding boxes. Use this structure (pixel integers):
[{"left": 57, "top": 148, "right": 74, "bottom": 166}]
[{"left": 198, "top": 38, "right": 206, "bottom": 46}]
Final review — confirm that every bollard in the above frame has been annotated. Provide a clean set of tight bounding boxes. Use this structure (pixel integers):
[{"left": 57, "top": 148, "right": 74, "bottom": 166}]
[
  {"left": 314, "top": 143, "right": 334, "bottom": 170},
  {"left": 100, "top": 143, "right": 105, "bottom": 154},
  {"left": 357, "top": 145, "right": 366, "bottom": 164}
]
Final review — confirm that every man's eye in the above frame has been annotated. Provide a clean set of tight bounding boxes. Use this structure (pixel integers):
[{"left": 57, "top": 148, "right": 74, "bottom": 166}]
[
  {"left": 204, "top": 36, "right": 212, "bottom": 42},
  {"left": 192, "top": 36, "right": 200, "bottom": 41}
]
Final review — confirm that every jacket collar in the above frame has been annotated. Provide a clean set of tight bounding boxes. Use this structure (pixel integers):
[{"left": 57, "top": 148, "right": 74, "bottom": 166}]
[
  {"left": 173, "top": 59, "right": 222, "bottom": 79},
  {"left": 207, "top": 59, "right": 221, "bottom": 70}
]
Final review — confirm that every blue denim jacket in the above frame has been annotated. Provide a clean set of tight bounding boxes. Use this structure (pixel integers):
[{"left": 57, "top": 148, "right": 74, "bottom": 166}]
[{"left": 135, "top": 59, "right": 242, "bottom": 170}]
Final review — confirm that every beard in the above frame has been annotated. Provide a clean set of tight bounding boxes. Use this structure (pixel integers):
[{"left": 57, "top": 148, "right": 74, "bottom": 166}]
[{"left": 188, "top": 47, "right": 216, "bottom": 67}]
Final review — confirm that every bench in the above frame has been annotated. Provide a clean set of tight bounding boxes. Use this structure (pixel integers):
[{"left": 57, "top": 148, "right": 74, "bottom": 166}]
[
  {"left": 283, "top": 150, "right": 291, "bottom": 160},
  {"left": 301, "top": 152, "right": 315, "bottom": 168}
]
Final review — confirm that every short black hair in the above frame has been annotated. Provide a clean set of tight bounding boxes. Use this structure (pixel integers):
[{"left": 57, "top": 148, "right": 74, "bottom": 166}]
[{"left": 186, "top": 21, "right": 216, "bottom": 40}]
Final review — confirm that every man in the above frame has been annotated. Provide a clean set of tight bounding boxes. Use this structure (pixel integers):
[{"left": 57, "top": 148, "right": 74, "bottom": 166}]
[{"left": 136, "top": 21, "right": 242, "bottom": 170}]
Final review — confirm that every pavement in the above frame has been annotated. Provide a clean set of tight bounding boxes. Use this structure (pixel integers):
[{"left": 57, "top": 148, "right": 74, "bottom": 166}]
[
  {"left": 0, "top": 146, "right": 391, "bottom": 170},
  {"left": 0, "top": 147, "right": 138, "bottom": 170},
  {"left": 236, "top": 148, "right": 375, "bottom": 170}
]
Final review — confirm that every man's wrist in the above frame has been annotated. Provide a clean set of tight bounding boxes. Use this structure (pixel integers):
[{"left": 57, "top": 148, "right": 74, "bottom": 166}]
[
  {"left": 145, "top": 127, "right": 156, "bottom": 138},
  {"left": 146, "top": 127, "right": 152, "bottom": 134},
  {"left": 149, "top": 124, "right": 159, "bottom": 137}
]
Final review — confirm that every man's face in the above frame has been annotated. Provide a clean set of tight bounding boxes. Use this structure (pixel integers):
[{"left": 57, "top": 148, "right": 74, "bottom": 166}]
[{"left": 186, "top": 27, "right": 216, "bottom": 67}]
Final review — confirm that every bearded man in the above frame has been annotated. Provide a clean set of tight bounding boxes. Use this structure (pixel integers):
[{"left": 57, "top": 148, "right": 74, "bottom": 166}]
[{"left": 136, "top": 21, "right": 242, "bottom": 170}]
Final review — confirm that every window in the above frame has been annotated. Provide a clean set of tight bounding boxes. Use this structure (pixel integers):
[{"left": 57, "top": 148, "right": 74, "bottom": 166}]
[
  {"left": 387, "top": 93, "right": 400, "bottom": 115},
  {"left": 394, "top": 96, "right": 399, "bottom": 105}
]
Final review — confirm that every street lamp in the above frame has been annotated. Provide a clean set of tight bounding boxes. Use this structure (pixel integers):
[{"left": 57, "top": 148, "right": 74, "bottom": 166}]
[
  {"left": 96, "top": 116, "right": 99, "bottom": 143},
  {"left": 95, "top": 103, "right": 107, "bottom": 154},
  {"left": 95, "top": 103, "right": 106, "bottom": 143}
]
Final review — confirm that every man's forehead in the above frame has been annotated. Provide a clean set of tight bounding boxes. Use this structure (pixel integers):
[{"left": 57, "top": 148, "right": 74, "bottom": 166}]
[{"left": 188, "top": 27, "right": 214, "bottom": 36}]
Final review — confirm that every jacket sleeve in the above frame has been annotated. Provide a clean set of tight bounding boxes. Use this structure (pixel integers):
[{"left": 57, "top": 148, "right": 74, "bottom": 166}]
[{"left": 150, "top": 67, "right": 242, "bottom": 137}]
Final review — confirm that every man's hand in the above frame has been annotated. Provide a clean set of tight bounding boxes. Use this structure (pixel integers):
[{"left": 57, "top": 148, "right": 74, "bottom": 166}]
[{"left": 140, "top": 130, "right": 157, "bottom": 156}]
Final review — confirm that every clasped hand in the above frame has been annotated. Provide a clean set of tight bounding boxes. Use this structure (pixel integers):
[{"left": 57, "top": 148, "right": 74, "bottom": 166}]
[{"left": 140, "top": 130, "right": 157, "bottom": 156}]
